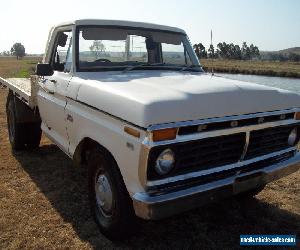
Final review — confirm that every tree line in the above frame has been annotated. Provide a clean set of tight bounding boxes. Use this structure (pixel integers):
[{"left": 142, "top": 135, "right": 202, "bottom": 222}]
[
  {"left": 193, "top": 42, "right": 300, "bottom": 62},
  {"left": 193, "top": 42, "right": 260, "bottom": 60}
]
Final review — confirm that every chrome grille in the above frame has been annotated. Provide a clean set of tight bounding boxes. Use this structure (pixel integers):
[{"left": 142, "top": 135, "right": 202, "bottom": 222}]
[
  {"left": 147, "top": 133, "right": 246, "bottom": 180},
  {"left": 147, "top": 115, "right": 299, "bottom": 181}
]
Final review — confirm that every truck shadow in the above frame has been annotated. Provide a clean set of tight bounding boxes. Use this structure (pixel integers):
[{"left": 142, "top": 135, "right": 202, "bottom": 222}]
[{"left": 14, "top": 144, "right": 300, "bottom": 249}]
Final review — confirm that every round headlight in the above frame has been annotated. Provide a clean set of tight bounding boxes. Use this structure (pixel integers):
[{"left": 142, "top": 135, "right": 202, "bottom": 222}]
[
  {"left": 155, "top": 149, "right": 175, "bottom": 175},
  {"left": 288, "top": 128, "right": 298, "bottom": 146}
]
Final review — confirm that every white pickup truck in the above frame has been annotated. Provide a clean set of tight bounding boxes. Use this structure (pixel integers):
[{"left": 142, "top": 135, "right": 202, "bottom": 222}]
[{"left": 1, "top": 19, "right": 300, "bottom": 240}]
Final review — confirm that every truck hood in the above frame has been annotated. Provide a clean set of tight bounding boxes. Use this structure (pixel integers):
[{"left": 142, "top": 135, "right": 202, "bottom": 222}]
[{"left": 74, "top": 71, "right": 300, "bottom": 128}]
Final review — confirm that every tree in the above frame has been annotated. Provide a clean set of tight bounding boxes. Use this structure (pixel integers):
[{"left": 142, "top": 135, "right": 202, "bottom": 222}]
[
  {"left": 11, "top": 43, "right": 25, "bottom": 60},
  {"left": 289, "top": 53, "right": 300, "bottom": 62},
  {"left": 217, "top": 42, "right": 228, "bottom": 58},
  {"left": 249, "top": 44, "right": 260, "bottom": 59},
  {"left": 193, "top": 43, "right": 207, "bottom": 59},
  {"left": 232, "top": 44, "right": 242, "bottom": 59},
  {"left": 241, "top": 42, "right": 251, "bottom": 60},
  {"left": 89, "top": 40, "right": 105, "bottom": 59},
  {"left": 208, "top": 44, "right": 215, "bottom": 58},
  {"left": 0, "top": 50, "right": 10, "bottom": 56},
  {"left": 193, "top": 44, "right": 200, "bottom": 58}
]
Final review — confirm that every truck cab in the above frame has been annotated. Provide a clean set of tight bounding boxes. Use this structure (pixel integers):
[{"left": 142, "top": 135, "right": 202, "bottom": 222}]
[{"left": 2, "top": 19, "right": 300, "bottom": 240}]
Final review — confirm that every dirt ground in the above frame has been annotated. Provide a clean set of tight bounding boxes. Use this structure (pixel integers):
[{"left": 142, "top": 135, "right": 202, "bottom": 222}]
[{"left": 0, "top": 80, "right": 299, "bottom": 248}]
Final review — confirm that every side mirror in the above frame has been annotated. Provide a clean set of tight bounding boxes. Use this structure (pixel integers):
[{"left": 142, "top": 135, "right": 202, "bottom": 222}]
[
  {"left": 57, "top": 33, "right": 68, "bottom": 47},
  {"left": 36, "top": 63, "right": 54, "bottom": 76}
]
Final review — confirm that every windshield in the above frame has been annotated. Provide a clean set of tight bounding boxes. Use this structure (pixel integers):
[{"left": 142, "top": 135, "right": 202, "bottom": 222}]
[{"left": 76, "top": 26, "right": 202, "bottom": 72}]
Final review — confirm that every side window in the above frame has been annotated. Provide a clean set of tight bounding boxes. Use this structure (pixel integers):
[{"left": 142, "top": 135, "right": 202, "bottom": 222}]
[
  {"left": 161, "top": 43, "right": 191, "bottom": 65},
  {"left": 52, "top": 31, "right": 72, "bottom": 72}
]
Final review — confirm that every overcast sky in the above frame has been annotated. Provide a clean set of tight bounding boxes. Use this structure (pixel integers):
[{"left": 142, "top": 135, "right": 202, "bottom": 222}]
[{"left": 0, "top": 0, "right": 299, "bottom": 54}]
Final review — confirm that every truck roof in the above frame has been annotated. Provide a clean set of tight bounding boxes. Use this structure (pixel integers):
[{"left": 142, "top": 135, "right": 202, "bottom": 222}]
[{"left": 53, "top": 19, "right": 186, "bottom": 34}]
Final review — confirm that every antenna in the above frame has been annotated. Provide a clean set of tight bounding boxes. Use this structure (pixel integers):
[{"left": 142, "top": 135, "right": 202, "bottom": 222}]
[{"left": 210, "top": 29, "right": 214, "bottom": 76}]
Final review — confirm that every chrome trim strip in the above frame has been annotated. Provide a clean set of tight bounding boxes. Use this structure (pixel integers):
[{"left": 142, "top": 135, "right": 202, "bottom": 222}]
[
  {"left": 144, "top": 119, "right": 299, "bottom": 147},
  {"left": 138, "top": 143, "right": 151, "bottom": 188},
  {"left": 147, "top": 108, "right": 300, "bottom": 131},
  {"left": 146, "top": 147, "right": 296, "bottom": 187},
  {"left": 240, "top": 131, "right": 250, "bottom": 161}
]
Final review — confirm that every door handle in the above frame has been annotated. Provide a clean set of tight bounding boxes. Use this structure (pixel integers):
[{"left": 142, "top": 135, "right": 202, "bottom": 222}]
[{"left": 50, "top": 79, "right": 57, "bottom": 84}]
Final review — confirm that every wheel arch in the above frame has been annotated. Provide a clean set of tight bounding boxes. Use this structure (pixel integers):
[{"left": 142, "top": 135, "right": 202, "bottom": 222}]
[{"left": 73, "top": 137, "right": 118, "bottom": 169}]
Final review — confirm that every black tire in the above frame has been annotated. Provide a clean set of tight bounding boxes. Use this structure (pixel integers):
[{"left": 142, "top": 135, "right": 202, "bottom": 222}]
[
  {"left": 235, "top": 185, "right": 265, "bottom": 200},
  {"left": 6, "top": 94, "right": 42, "bottom": 150},
  {"left": 7, "top": 95, "right": 26, "bottom": 150},
  {"left": 23, "top": 122, "right": 42, "bottom": 149},
  {"left": 87, "top": 147, "right": 136, "bottom": 240}
]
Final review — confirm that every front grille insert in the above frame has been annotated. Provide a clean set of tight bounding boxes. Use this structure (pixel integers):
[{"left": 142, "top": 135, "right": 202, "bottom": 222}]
[
  {"left": 245, "top": 124, "right": 300, "bottom": 159},
  {"left": 147, "top": 133, "right": 246, "bottom": 180}
]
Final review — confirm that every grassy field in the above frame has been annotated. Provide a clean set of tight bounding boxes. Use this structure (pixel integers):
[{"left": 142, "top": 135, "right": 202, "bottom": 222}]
[
  {"left": 0, "top": 57, "right": 299, "bottom": 249},
  {"left": 202, "top": 59, "right": 300, "bottom": 78},
  {"left": 0, "top": 57, "right": 41, "bottom": 78}
]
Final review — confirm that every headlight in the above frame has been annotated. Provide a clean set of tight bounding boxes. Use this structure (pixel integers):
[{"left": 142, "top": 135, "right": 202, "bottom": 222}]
[
  {"left": 155, "top": 149, "right": 175, "bottom": 175},
  {"left": 288, "top": 128, "right": 298, "bottom": 146}
]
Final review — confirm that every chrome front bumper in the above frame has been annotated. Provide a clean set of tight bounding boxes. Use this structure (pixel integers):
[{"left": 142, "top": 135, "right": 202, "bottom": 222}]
[{"left": 132, "top": 152, "right": 300, "bottom": 220}]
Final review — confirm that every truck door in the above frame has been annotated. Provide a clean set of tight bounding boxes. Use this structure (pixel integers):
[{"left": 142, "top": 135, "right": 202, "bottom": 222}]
[{"left": 37, "top": 30, "right": 73, "bottom": 153}]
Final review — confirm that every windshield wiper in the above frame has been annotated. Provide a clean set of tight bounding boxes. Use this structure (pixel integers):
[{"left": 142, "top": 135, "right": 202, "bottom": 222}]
[
  {"left": 180, "top": 64, "right": 202, "bottom": 72},
  {"left": 122, "top": 63, "right": 166, "bottom": 73}
]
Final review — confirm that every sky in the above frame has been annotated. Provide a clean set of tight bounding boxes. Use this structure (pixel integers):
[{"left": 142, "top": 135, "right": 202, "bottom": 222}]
[{"left": 0, "top": 0, "right": 299, "bottom": 54}]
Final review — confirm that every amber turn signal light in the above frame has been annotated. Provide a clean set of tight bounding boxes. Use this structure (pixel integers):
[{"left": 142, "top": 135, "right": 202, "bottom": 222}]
[
  {"left": 295, "top": 112, "right": 300, "bottom": 120},
  {"left": 124, "top": 126, "right": 140, "bottom": 138},
  {"left": 152, "top": 128, "right": 178, "bottom": 142}
]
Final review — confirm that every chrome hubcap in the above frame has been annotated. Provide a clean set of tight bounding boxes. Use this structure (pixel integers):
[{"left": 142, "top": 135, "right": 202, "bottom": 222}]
[{"left": 95, "top": 173, "right": 113, "bottom": 216}]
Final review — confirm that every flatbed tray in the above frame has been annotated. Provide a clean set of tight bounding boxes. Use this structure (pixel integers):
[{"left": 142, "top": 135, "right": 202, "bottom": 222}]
[{"left": 0, "top": 76, "right": 38, "bottom": 108}]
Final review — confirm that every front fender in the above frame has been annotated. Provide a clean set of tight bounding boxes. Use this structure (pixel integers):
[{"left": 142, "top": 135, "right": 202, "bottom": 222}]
[{"left": 66, "top": 98, "right": 147, "bottom": 195}]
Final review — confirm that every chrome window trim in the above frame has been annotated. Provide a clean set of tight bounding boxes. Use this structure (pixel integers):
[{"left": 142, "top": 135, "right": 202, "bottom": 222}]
[
  {"left": 147, "top": 108, "right": 300, "bottom": 131},
  {"left": 146, "top": 147, "right": 296, "bottom": 187}
]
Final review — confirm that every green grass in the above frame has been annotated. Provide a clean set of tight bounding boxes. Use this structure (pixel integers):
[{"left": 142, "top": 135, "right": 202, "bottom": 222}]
[{"left": 14, "top": 68, "right": 31, "bottom": 78}]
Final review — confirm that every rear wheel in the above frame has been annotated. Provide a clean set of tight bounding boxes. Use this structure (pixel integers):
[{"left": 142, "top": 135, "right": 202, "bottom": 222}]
[
  {"left": 87, "top": 147, "right": 136, "bottom": 240},
  {"left": 7, "top": 96, "right": 25, "bottom": 150},
  {"left": 23, "top": 122, "right": 42, "bottom": 149},
  {"left": 6, "top": 94, "right": 41, "bottom": 150}
]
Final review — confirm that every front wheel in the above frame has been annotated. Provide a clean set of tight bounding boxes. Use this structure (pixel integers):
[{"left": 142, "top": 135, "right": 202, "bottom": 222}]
[{"left": 87, "top": 147, "right": 136, "bottom": 240}]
